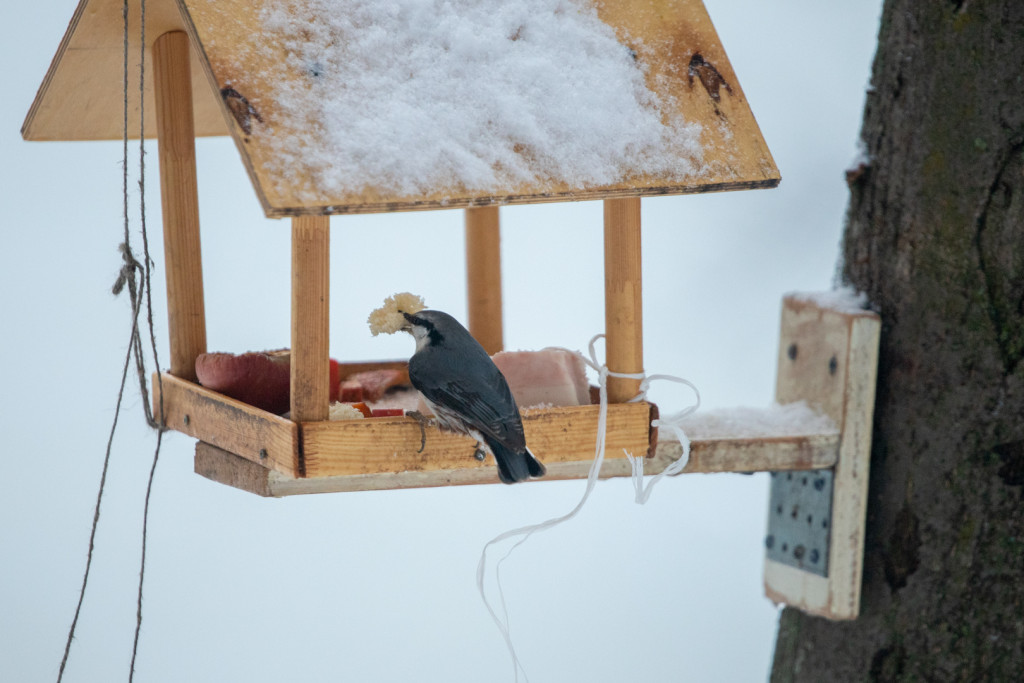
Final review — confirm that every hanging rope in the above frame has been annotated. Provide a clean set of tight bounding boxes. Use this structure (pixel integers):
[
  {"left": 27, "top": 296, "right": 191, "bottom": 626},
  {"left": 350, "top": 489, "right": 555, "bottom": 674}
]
[
  {"left": 477, "top": 335, "right": 700, "bottom": 681},
  {"left": 128, "top": 0, "right": 168, "bottom": 678},
  {"left": 57, "top": 1, "right": 165, "bottom": 680}
]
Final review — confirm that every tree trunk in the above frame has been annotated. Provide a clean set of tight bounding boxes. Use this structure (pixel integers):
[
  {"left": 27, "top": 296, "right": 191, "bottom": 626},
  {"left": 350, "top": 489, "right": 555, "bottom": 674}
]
[{"left": 771, "top": 2, "right": 1024, "bottom": 681}]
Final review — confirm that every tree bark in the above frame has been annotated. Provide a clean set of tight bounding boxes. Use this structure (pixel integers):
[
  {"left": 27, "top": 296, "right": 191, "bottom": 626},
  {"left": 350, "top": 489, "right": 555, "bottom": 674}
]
[{"left": 771, "top": 2, "right": 1024, "bottom": 681}]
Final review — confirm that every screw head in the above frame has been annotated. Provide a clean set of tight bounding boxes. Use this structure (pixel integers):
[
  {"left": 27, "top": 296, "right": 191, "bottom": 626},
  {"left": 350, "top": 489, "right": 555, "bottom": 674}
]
[
  {"left": 787, "top": 343, "right": 798, "bottom": 360},
  {"left": 828, "top": 355, "right": 838, "bottom": 375},
  {"left": 183, "top": 414, "right": 190, "bottom": 426},
  {"left": 258, "top": 448, "right": 268, "bottom": 460}
]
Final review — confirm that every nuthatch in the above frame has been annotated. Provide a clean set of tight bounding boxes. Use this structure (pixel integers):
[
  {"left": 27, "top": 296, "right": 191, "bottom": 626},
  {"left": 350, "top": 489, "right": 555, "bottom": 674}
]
[{"left": 400, "top": 309, "right": 546, "bottom": 484}]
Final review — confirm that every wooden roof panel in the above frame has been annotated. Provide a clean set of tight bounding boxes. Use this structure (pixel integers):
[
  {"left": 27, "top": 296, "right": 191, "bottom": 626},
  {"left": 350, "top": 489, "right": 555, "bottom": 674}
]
[
  {"left": 24, "top": 0, "right": 779, "bottom": 216},
  {"left": 22, "top": 0, "right": 228, "bottom": 141}
]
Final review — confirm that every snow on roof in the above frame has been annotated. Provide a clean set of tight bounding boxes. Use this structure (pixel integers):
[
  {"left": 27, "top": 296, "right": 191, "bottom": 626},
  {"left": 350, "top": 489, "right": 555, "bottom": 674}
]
[
  {"left": 174, "top": 0, "right": 780, "bottom": 214},
  {"left": 235, "top": 0, "right": 704, "bottom": 200}
]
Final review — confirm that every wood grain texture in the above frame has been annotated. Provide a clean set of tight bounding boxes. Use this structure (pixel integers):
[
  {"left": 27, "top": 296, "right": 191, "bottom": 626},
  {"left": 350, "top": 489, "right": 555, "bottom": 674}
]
[
  {"left": 763, "top": 296, "right": 880, "bottom": 620},
  {"left": 604, "top": 197, "right": 644, "bottom": 403},
  {"left": 194, "top": 425, "right": 838, "bottom": 496},
  {"left": 655, "top": 433, "right": 839, "bottom": 474},
  {"left": 301, "top": 402, "right": 655, "bottom": 479},
  {"left": 290, "top": 215, "right": 330, "bottom": 423},
  {"left": 172, "top": 0, "right": 778, "bottom": 216},
  {"left": 154, "top": 31, "right": 206, "bottom": 381},
  {"left": 465, "top": 206, "right": 504, "bottom": 355},
  {"left": 195, "top": 441, "right": 272, "bottom": 497},
  {"left": 155, "top": 372, "right": 300, "bottom": 476},
  {"left": 21, "top": 0, "right": 227, "bottom": 140}
]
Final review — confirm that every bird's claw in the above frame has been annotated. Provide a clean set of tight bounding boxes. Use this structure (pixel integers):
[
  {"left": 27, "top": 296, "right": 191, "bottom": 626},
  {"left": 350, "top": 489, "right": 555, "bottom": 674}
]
[{"left": 405, "top": 410, "right": 431, "bottom": 453}]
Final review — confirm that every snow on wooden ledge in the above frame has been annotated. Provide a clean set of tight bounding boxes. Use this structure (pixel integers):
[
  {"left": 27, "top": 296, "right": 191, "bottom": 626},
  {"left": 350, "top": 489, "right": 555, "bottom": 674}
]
[
  {"left": 786, "top": 287, "right": 871, "bottom": 316},
  {"left": 676, "top": 401, "right": 837, "bottom": 439}
]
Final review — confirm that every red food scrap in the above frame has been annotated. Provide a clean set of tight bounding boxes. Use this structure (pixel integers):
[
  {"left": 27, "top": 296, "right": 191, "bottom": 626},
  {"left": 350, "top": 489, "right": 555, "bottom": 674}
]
[
  {"left": 338, "top": 380, "right": 364, "bottom": 402},
  {"left": 195, "top": 350, "right": 342, "bottom": 415},
  {"left": 346, "top": 368, "right": 406, "bottom": 401},
  {"left": 370, "top": 408, "right": 405, "bottom": 418}
]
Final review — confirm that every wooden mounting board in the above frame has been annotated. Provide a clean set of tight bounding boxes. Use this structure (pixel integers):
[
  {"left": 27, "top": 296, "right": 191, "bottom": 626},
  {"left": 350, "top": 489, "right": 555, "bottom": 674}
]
[
  {"left": 763, "top": 295, "right": 881, "bottom": 620},
  {"left": 21, "top": 0, "right": 228, "bottom": 140},
  {"left": 22, "top": 0, "right": 778, "bottom": 214}
]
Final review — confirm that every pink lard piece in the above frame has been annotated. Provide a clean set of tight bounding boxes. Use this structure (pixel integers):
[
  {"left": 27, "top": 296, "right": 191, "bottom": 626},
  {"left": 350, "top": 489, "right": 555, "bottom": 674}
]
[{"left": 492, "top": 349, "right": 590, "bottom": 408}]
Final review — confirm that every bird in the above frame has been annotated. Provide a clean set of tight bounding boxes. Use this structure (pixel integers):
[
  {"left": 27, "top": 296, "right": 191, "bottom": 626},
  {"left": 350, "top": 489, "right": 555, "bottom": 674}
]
[{"left": 400, "top": 309, "right": 546, "bottom": 484}]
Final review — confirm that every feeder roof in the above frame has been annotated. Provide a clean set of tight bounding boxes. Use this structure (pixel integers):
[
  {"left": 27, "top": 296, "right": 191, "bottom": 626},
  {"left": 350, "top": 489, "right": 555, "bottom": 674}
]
[{"left": 23, "top": 0, "right": 779, "bottom": 217}]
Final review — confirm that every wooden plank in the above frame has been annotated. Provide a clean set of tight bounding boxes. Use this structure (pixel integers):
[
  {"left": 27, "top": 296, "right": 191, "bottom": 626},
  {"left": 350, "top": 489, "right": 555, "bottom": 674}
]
[
  {"left": 654, "top": 433, "right": 839, "bottom": 474},
  {"left": 604, "top": 197, "right": 644, "bottom": 403},
  {"left": 290, "top": 215, "right": 330, "bottom": 423},
  {"left": 173, "top": 0, "right": 779, "bottom": 216},
  {"left": 21, "top": 0, "right": 227, "bottom": 141},
  {"left": 154, "top": 372, "right": 300, "bottom": 476},
  {"left": 195, "top": 441, "right": 272, "bottom": 497},
  {"left": 154, "top": 31, "right": 207, "bottom": 381},
  {"left": 763, "top": 295, "right": 880, "bottom": 620},
  {"left": 465, "top": 206, "right": 504, "bottom": 355},
  {"left": 194, "top": 429, "right": 837, "bottom": 496},
  {"left": 301, "top": 402, "right": 655, "bottom": 479}
]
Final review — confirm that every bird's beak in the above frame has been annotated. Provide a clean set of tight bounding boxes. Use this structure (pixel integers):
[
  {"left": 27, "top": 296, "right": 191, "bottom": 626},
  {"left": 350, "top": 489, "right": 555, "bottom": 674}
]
[{"left": 399, "top": 311, "right": 415, "bottom": 331}]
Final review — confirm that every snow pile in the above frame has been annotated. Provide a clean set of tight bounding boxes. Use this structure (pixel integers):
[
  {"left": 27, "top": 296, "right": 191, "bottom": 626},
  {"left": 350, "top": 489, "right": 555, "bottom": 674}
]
[
  {"left": 675, "top": 401, "right": 837, "bottom": 439},
  {"left": 248, "top": 0, "right": 704, "bottom": 198},
  {"left": 788, "top": 287, "right": 870, "bottom": 315}
]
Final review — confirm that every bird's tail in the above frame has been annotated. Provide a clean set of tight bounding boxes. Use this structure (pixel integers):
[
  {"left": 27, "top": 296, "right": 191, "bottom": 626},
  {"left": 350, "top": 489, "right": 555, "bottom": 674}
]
[
  {"left": 525, "top": 447, "right": 546, "bottom": 478},
  {"left": 491, "top": 442, "right": 546, "bottom": 484}
]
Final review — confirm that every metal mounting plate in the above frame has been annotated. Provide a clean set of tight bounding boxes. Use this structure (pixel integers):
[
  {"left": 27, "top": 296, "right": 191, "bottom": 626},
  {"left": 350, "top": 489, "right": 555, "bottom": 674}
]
[{"left": 766, "top": 470, "right": 833, "bottom": 577}]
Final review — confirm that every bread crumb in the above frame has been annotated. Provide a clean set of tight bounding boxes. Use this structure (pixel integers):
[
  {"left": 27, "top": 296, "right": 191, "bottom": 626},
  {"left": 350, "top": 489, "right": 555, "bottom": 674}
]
[
  {"left": 368, "top": 292, "right": 427, "bottom": 336},
  {"left": 329, "top": 403, "right": 366, "bottom": 421}
]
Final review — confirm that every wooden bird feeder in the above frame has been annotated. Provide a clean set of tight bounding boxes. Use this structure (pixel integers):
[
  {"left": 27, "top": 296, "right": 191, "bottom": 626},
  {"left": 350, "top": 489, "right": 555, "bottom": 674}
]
[{"left": 25, "top": 0, "right": 880, "bottom": 620}]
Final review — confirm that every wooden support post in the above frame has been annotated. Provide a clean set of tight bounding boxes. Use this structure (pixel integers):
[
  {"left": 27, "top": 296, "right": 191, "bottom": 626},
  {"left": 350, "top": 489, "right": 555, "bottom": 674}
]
[
  {"left": 291, "top": 215, "right": 331, "bottom": 423},
  {"left": 603, "top": 197, "right": 643, "bottom": 403},
  {"left": 153, "top": 31, "right": 206, "bottom": 381},
  {"left": 465, "top": 206, "right": 504, "bottom": 355}
]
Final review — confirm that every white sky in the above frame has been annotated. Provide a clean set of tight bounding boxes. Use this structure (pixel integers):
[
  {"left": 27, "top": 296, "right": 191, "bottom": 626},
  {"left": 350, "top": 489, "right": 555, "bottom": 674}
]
[{"left": 0, "top": 1, "right": 882, "bottom": 681}]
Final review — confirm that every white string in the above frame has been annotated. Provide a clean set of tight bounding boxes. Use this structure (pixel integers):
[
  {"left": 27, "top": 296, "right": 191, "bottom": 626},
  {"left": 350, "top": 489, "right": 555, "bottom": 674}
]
[
  {"left": 625, "top": 374, "right": 701, "bottom": 504},
  {"left": 477, "top": 335, "right": 699, "bottom": 679}
]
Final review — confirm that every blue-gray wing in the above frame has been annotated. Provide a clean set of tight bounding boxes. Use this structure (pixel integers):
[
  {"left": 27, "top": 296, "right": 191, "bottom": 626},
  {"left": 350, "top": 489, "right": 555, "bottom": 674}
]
[{"left": 408, "top": 349, "right": 526, "bottom": 451}]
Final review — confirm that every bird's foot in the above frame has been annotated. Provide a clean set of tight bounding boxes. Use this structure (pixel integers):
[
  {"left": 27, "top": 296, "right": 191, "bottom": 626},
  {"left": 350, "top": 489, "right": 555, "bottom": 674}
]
[{"left": 405, "top": 410, "right": 433, "bottom": 453}]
